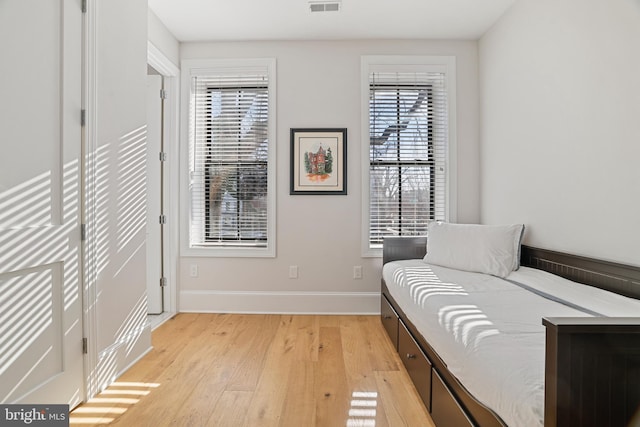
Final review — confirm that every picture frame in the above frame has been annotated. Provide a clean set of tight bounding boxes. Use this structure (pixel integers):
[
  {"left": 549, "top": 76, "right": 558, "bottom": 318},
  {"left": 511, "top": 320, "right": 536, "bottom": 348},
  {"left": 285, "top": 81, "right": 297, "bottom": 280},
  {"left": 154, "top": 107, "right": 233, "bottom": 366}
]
[{"left": 290, "top": 128, "right": 347, "bottom": 195}]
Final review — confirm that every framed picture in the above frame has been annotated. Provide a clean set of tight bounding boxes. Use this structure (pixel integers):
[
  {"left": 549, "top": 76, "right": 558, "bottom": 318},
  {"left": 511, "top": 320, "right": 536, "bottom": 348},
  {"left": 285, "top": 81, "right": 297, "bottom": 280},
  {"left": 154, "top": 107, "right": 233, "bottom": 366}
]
[{"left": 290, "top": 128, "right": 347, "bottom": 195}]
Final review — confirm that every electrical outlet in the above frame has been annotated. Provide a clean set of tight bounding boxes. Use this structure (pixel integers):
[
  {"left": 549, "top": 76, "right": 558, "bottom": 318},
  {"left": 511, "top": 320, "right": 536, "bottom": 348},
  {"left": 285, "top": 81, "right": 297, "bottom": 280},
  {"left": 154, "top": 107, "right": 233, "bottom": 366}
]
[
  {"left": 353, "top": 265, "right": 362, "bottom": 279},
  {"left": 190, "top": 264, "right": 199, "bottom": 278},
  {"left": 289, "top": 265, "right": 299, "bottom": 279}
]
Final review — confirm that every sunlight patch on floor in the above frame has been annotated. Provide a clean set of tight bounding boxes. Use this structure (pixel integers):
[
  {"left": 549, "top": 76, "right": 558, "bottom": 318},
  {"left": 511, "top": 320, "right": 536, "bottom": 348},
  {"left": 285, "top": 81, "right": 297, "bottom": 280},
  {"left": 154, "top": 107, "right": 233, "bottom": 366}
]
[
  {"left": 69, "top": 381, "right": 160, "bottom": 425},
  {"left": 347, "top": 391, "right": 378, "bottom": 427}
]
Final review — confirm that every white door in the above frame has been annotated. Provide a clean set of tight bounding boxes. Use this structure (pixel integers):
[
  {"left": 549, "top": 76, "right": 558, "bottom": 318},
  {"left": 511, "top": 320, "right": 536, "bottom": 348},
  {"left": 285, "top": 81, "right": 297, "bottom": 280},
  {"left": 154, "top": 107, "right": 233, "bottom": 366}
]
[
  {"left": 0, "top": 0, "right": 84, "bottom": 406},
  {"left": 146, "top": 74, "right": 164, "bottom": 314}
]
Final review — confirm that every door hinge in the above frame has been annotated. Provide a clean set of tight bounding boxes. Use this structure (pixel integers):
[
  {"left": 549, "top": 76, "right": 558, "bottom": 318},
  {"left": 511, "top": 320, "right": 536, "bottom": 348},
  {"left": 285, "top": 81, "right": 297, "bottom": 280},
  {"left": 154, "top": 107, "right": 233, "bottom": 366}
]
[
  {"left": 160, "top": 89, "right": 167, "bottom": 99},
  {"left": 159, "top": 215, "right": 166, "bottom": 225},
  {"left": 81, "top": 223, "right": 86, "bottom": 241},
  {"left": 81, "top": 0, "right": 87, "bottom": 13},
  {"left": 82, "top": 337, "right": 88, "bottom": 354},
  {"left": 159, "top": 151, "right": 167, "bottom": 162},
  {"left": 160, "top": 277, "right": 167, "bottom": 288},
  {"left": 81, "top": 109, "right": 86, "bottom": 127}
]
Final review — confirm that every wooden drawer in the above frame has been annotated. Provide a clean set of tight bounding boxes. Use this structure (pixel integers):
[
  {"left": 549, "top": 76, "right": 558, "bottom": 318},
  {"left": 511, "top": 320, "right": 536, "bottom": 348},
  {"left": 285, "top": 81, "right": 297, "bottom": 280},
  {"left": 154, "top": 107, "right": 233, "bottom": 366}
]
[
  {"left": 431, "top": 369, "right": 474, "bottom": 427},
  {"left": 398, "top": 321, "right": 432, "bottom": 411},
  {"left": 380, "top": 294, "right": 399, "bottom": 349}
]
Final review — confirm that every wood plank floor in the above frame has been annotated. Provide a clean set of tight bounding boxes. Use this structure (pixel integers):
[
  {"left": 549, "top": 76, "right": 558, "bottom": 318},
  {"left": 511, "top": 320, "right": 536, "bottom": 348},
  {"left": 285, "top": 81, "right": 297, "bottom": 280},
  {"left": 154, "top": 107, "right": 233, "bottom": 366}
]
[{"left": 70, "top": 314, "right": 435, "bottom": 427}]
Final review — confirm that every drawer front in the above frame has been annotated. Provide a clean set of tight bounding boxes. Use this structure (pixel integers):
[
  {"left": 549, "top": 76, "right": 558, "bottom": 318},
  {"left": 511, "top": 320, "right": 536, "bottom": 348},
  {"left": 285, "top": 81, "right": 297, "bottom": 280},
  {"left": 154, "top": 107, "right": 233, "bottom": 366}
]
[
  {"left": 398, "top": 321, "right": 432, "bottom": 411},
  {"left": 431, "top": 369, "right": 474, "bottom": 427},
  {"left": 380, "top": 295, "right": 399, "bottom": 349}
]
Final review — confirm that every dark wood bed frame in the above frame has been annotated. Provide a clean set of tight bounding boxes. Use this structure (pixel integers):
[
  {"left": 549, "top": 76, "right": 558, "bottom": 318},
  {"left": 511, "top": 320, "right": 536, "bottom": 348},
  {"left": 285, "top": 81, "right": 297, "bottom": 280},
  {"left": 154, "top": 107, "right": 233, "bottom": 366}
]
[{"left": 381, "top": 237, "right": 640, "bottom": 427}]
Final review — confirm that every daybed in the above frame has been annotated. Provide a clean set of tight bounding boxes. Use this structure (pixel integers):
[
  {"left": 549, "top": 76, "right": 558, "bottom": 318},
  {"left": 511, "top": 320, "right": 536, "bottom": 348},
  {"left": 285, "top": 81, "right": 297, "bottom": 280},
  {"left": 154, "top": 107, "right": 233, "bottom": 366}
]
[{"left": 380, "top": 224, "right": 640, "bottom": 427}]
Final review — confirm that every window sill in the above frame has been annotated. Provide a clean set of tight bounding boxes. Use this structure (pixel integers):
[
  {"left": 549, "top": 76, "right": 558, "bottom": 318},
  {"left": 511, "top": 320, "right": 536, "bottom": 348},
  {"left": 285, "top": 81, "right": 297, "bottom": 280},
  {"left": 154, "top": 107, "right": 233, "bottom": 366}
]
[
  {"left": 361, "top": 246, "right": 383, "bottom": 258},
  {"left": 182, "top": 245, "right": 276, "bottom": 258}
]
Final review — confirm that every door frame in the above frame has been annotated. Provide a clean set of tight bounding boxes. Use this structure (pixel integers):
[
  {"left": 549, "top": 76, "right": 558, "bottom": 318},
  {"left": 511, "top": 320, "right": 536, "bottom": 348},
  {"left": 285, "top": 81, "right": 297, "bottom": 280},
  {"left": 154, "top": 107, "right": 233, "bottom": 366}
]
[
  {"left": 81, "top": 0, "right": 100, "bottom": 399},
  {"left": 147, "top": 41, "right": 179, "bottom": 321}
]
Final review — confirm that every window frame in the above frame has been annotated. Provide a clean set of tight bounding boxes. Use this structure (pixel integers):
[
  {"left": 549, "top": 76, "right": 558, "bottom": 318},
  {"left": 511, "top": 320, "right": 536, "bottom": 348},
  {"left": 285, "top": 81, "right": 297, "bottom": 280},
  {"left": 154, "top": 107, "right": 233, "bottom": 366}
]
[
  {"left": 181, "top": 58, "right": 277, "bottom": 258},
  {"left": 360, "top": 56, "right": 457, "bottom": 257}
]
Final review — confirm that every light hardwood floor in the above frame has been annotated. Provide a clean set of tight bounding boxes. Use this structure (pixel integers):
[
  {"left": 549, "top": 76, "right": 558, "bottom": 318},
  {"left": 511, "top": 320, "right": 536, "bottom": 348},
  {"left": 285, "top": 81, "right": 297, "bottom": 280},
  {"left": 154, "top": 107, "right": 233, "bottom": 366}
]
[{"left": 70, "top": 314, "right": 435, "bottom": 427}]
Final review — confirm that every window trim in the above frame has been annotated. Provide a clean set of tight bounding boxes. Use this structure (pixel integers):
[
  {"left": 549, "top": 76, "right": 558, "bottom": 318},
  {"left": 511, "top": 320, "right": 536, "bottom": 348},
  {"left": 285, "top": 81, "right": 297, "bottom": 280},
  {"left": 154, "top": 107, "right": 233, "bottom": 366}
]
[
  {"left": 360, "top": 55, "right": 457, "bottom": 257},
  {"left": 181, "top": 58, "right": 277, "bottom": 258}
]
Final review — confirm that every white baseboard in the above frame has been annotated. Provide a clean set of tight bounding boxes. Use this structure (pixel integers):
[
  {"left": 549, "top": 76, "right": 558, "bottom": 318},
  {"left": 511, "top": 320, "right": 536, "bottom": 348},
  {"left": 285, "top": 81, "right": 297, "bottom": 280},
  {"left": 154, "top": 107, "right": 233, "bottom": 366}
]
[{"left": 179, "top": 290, "right": 381, "bottom": 315}]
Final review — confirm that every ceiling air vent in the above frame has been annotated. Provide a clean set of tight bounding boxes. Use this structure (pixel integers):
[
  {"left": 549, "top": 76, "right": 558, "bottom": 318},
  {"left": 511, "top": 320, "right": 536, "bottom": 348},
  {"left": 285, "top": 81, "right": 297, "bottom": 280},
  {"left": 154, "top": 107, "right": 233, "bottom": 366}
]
[{"left": 309, "top": 1, "right": 341, "bottom": 13}]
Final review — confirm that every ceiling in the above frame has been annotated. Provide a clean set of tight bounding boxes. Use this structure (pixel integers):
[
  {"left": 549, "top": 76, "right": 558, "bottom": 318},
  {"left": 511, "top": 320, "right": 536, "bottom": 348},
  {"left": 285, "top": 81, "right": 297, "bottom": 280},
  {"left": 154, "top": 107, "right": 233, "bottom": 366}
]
[{"left": 148, "top": 0, "right": 517, "bottom": 42}]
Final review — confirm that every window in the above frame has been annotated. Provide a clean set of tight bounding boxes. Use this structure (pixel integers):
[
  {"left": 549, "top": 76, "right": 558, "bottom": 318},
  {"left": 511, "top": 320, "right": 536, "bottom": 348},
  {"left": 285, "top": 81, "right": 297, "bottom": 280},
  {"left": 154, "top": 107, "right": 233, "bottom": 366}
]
[
  {"left": 361, "top": 57, "right": 456, "bottom": 254},
  {"left": 184, "top": 59, "right": 276, "bottom": 256}
]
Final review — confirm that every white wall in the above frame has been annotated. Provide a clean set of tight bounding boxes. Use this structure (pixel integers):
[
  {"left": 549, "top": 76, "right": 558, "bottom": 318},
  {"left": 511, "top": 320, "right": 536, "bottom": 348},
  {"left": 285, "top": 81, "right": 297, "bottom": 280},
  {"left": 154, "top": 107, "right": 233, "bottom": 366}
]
[
  {"left": 479, "top": 0, "right": 640, "bottom": 266},
  {"left": 85, "top": 0, "right": 151, "bottom": 395},
  {"left": 148, "top": 9, "right": 180, "bottom": 67},
  {"left": 179, "top": 40, "right": 480, "bottom": 313}
]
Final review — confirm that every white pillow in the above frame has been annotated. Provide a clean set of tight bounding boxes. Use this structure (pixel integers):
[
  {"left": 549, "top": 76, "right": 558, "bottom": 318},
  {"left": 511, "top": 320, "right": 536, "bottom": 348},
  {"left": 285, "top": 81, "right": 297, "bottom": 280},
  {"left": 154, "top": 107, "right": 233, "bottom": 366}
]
[{"left": 424, "top": 222, "right": 525, "bottom": 278}]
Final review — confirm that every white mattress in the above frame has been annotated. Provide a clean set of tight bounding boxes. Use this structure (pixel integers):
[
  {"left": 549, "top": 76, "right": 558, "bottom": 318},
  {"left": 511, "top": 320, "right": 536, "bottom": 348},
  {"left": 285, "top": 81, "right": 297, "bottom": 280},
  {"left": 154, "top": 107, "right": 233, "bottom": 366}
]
[{"left": 382, "top": 261, "right": 640, "bottom": 427}]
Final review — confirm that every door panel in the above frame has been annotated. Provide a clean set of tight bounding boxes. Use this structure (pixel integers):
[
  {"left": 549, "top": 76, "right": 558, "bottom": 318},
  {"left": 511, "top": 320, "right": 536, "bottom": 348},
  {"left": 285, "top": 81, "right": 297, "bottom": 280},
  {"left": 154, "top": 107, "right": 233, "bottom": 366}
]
[
  {"left": 0, "top": 265, "right": 64, "bottom": 400},
  {"left": 0, "top": 0, "right": 84, "bottom": 406},
  {"left": 146, "top": 74, "right": 163, "bottom": 314}
]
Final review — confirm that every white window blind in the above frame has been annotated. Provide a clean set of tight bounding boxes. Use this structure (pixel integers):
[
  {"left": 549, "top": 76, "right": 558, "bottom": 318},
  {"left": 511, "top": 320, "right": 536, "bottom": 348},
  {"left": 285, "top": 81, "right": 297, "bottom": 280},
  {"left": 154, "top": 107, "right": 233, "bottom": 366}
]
[
  {"left": 189, "top": 71, "right": 270, "bottom": 248},
  {"left": 368, "top": 71, "right": 448, "bottom": 246}
]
